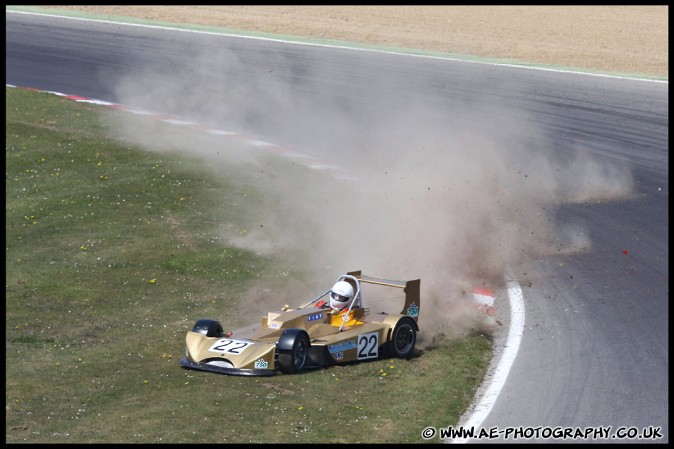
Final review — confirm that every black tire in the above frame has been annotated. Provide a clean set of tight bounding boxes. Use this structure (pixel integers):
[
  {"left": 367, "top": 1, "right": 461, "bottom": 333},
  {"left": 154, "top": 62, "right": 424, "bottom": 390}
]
[
  {"left": 389, "top": 318, "right": 417, "bottom": 358},
  {"left": 277, "top": 333, "right": 310, "bottom": 374},
  {"left": 192, "top": 319, "right": 224, "bottom": 337}
]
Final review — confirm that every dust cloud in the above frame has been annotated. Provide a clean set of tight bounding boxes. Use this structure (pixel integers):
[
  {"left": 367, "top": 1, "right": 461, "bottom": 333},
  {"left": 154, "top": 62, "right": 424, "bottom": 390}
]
[{"left": 105, "top": 38, "right": 634, "bottom": 345}]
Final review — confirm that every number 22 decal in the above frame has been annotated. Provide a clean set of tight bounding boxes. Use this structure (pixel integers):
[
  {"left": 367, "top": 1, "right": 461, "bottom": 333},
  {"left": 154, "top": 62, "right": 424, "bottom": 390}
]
[
  {"left": 357, "top": 332, "right": 379, "bottom": 359},
  {"left": 208, "top": 338, "right": 252, "bottom": 354}
]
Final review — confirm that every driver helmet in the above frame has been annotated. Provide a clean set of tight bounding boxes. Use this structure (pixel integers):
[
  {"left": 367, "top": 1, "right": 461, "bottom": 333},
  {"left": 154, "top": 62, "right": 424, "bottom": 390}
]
[{"left": 329, "top": 280, "right": 354, "bottom": 310}]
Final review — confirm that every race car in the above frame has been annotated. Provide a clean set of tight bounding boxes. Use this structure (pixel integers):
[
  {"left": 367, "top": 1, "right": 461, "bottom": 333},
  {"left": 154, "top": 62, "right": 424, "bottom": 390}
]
[{"left": 179, "top": 270, "right": 420, "bottom": 376}]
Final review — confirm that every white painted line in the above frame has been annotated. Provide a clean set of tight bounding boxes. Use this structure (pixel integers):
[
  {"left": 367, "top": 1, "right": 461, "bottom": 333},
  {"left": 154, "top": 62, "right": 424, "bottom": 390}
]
[
  {"left": 76, "top": 99, "right": 117, "bottom": 106},
  {"left": 282, "top": 152, "right": 317, "bottom": 159},
  {"left": 204, "top": 129, "right": 237, "bottom": 136},
  {"left": 161, "top": 118, "right": 200, "bottom": 126},
  {"left": 43, "top": 90, "right": 67, "bottom": 96},
  {"left": 125, "top": 109, "right": 154, "bottom": 116},
  {"left": 245, "top": 139, "right": 278, "bottom": 147},
  {"left": 450, "top": 277, "right": 525, "bottom": 443},
  {"left": 303, "top": 163, "right": 342, "bottom": 170}
]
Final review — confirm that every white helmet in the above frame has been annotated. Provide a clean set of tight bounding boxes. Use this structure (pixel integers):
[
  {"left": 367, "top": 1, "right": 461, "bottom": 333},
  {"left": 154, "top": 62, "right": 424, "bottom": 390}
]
[{"left": 329, "top": 281, "right": 354, "bottom": 310}]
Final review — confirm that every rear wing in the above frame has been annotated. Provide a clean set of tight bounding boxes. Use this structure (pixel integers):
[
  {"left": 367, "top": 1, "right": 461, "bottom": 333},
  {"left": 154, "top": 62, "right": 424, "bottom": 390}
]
[{"left": 347, "top": 270, "right": 420, "bottom": 322}]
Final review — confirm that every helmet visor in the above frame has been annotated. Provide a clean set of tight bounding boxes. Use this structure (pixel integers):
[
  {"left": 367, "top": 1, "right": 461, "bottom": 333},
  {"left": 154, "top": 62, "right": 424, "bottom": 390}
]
[{"left": 330, "top": 291, "right": 350, "bottom": 303}]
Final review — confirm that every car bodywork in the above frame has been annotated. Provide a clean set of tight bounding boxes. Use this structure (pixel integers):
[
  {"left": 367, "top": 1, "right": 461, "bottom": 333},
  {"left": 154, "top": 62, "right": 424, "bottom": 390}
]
[{"left": 179, "top": 270, "right": 420, "bottom": 376}]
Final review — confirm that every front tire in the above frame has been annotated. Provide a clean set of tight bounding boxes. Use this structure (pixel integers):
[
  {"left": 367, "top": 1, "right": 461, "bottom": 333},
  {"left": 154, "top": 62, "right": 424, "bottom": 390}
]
[
  {"left": 192, "top": 319, "right": 224, "bottom": 337},
  {"left": 278, "top": 333, "right": 310, "bottom": 374},
  {"left": 389, "top": 318, "right": 417, "bottom": 358}
]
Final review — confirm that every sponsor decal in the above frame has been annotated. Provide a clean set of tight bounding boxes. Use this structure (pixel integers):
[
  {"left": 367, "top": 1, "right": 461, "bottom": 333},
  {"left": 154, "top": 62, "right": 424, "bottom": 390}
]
[
  {"left": 333, "top": 351, "right": 344, "bottom": 360},
  {"left": 307, "top": 313, "right": 323, "bottom": 322},
  {"left": 406, "top": 303, "right": 419, "bottom": 318},
  {"left": 254, "top": 358, "right": 269, "bottom": 369},
  {"left": 328, "top": 340, "right": 357, "bottom": 353},
  {"left": 269, "top": 322, "right": 281, "bottom": 329}
]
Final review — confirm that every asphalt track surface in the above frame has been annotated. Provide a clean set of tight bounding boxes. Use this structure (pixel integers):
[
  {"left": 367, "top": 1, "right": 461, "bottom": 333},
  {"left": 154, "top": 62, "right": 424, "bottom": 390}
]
[{"left": 6, "top": 12, "right": 668, "bottom": 443}]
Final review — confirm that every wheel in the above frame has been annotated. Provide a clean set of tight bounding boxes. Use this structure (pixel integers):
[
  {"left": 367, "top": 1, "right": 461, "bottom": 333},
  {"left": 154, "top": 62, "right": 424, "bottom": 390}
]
[
  {"left": 192, "top": 319, "right": 224, "bottom": 337},
  {"left": 389, "top": 318, "right": 417, "bottom": 358},
  {"left": 277, "top": 333, "right": 309, "bottom": 374}
]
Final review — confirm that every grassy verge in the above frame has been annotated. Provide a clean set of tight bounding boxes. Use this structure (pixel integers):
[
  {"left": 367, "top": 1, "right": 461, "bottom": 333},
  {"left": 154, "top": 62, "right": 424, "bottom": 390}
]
[{"left": 5, "top": 87, "right": 492, "bottom": 443}]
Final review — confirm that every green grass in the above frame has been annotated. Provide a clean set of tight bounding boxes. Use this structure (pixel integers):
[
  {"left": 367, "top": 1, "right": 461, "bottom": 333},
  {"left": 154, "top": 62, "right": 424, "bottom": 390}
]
[{"left": 5, "top": 87, "right": 492, "bottom": 443}]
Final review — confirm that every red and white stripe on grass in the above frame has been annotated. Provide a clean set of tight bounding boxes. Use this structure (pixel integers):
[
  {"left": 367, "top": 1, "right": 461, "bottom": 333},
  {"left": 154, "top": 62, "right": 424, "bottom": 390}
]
[{"left": 6, "top": 84, "right": 355, "bottom": 180}]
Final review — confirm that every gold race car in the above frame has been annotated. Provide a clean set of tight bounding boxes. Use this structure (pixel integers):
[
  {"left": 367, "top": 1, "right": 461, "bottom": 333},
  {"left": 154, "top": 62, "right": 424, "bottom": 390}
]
[{"left": 179, "top": 270, "right": 420, "bottom": 376}]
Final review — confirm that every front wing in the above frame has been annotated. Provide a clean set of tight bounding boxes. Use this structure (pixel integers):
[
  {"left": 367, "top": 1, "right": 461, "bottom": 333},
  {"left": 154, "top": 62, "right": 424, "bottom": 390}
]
[
  {"left": 179, "top": 356, "right": 275, "bottom": 376},
  {"left": 181, "top": 331, "right": 278, "bottom": 376}
]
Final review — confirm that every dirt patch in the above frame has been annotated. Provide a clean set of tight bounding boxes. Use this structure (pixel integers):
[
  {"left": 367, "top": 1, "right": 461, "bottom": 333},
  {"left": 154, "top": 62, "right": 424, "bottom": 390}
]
[
  {"left": 44, "top": 5, "right": 667, "bottom": 77},
  {"left": 165, "top": 212, "right": 195, "bottom": 250}
]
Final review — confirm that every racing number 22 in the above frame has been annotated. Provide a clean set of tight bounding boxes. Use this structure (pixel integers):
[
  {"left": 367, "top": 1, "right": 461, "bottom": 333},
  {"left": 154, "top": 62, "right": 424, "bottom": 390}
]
[
  {"left": 209, "top": 338, "right": 252, "bottom": 354},
  {"left": 357, "top": 332, "right": 379, "bottom": 359}
]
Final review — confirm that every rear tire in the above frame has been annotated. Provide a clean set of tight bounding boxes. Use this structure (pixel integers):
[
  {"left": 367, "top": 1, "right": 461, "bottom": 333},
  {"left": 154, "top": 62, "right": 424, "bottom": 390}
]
[
  {"left": 389, "top": 318, "right": 417, "bottom": 358},
  {"left": 192, "top": 319, "right": 224, "bottom": 337},
  {"left": 278, "top": 333, "right": 309, "bottom": 374}
]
